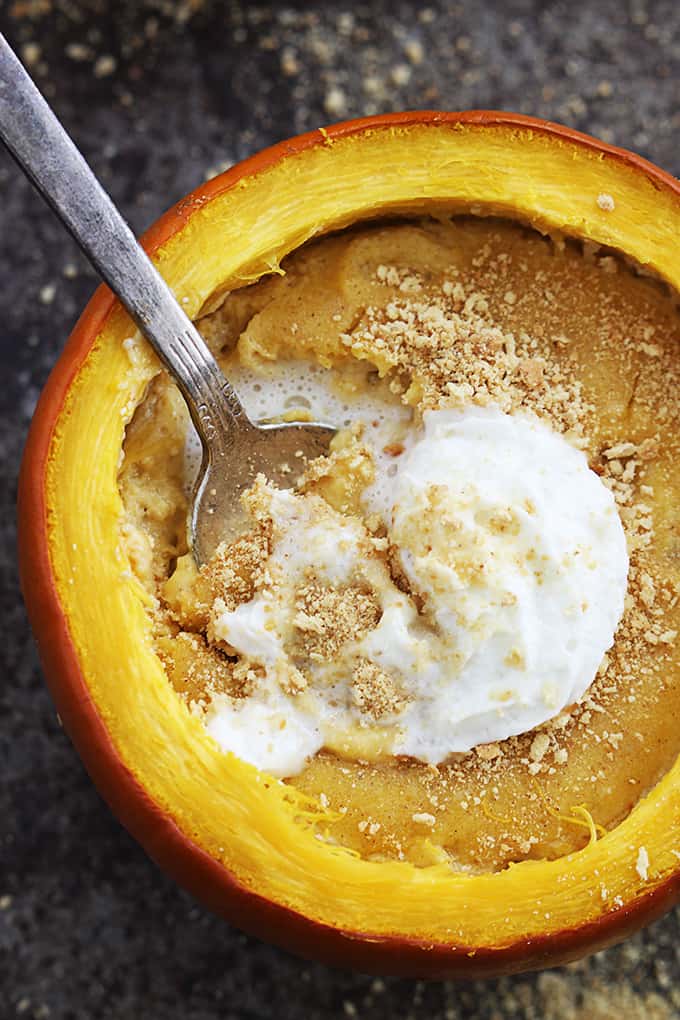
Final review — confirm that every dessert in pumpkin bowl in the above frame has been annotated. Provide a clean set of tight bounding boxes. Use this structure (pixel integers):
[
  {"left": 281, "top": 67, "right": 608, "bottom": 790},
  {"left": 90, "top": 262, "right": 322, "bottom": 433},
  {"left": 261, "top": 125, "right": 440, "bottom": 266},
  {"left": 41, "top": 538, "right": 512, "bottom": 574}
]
[{"left": 18, "top": 111, "right": 680, "bottom": 978}]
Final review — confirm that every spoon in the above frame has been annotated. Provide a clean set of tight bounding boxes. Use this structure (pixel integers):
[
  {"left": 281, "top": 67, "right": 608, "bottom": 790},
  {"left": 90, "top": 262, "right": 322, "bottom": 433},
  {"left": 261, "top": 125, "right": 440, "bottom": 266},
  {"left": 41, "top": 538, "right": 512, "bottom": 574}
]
[{"left": 0, "top": 35, "right": 336, "bottom": 565}]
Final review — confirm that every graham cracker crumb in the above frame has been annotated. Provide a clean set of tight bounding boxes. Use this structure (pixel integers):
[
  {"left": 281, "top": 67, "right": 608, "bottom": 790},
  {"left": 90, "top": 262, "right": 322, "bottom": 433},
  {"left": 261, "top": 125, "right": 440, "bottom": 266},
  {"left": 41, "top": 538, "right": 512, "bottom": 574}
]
[
  {"left": 412, "top": 812, "right": 436, "bottom": 827},
  {"left": 351, "top": 660, "right": 407, "bottom": 719},
  {"left": 529, "top": 732, "right": 551, "bottom": 762},
  {"left": 518, "top": 357, "right": 545, "bottom": 388},
  {"left": 293, "top": 575, "right": 381, "bottom": 662},
  {"left": 476, "top": 742, "right": 502, "bottom": 761}
]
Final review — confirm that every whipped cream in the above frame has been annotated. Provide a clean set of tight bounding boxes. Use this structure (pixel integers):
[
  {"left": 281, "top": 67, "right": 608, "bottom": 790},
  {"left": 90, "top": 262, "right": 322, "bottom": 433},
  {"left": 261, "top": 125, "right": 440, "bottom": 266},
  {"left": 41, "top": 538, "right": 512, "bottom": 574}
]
[
  {"left": 382, "top": 407, "right": 629, "bottom": 759},
  {"left": 203, "top": 403, "right": 629, "bottom": 778}
]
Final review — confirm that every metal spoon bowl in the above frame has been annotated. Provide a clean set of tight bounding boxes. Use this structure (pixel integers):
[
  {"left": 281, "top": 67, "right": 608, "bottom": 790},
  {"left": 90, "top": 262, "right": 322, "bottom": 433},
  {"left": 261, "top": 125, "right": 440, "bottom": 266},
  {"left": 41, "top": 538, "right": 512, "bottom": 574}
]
[
  {"left": 191, "top": 417, "right": 338, "bottom": 565},
  {"left": 0, "top": 33, "right": 336, "bottom": 565}
]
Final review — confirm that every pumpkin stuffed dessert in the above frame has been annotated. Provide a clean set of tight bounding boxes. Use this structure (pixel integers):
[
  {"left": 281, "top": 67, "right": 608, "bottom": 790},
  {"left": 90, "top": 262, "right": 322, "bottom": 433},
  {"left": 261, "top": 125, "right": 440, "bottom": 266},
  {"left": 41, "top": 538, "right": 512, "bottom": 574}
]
[{"left": 19, "top": 114, "right": 680, "bottom": 977}]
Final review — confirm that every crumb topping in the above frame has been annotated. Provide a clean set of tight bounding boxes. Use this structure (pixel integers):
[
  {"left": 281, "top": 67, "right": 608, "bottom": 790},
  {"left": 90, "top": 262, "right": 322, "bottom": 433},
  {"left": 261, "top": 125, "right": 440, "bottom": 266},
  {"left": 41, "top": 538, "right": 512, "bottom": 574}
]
[
  {"left": 341, "top": 264, "right": 591, "bottom": 443},
  {"left": 293, "top": 575, "right": 381, "bottom": 662},
  {"left": 203, "top": 522, "right": 272, "bottom": 613},
  {"left": 351, "top": 660, "right": 407, "bottom": 720}
]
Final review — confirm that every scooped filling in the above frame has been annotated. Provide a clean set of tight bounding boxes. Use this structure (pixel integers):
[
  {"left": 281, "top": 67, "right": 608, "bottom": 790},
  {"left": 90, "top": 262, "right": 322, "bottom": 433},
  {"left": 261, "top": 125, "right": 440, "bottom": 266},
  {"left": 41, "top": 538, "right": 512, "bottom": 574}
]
[
  {"left": 119, "top": 215, "right": 680, "bottom": 871},
  {"left": 202, "top": 407, "right": 628, "bottom": 776}
]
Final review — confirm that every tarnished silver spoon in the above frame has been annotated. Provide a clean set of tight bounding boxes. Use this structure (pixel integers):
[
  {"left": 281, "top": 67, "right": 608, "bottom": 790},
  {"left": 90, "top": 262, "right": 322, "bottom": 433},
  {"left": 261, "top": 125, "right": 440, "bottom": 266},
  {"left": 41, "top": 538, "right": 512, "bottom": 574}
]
[{"left": 0, "top": 34, "right": 336, "bottom": 565}]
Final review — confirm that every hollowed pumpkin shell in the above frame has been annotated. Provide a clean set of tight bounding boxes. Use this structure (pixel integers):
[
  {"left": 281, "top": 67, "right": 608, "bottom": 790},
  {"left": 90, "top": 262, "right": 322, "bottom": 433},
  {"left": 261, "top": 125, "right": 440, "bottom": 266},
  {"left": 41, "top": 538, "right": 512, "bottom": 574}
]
[{"left": 18, "top": 111, "right": 680, "bottom": 978}]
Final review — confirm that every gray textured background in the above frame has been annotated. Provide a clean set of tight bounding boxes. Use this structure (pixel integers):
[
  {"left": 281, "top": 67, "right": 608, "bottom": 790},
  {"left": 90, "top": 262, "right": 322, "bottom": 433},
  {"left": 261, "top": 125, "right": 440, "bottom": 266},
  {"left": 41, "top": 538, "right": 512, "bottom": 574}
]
[{"left": 1, "top": 2, "right": 679, "bottom": 1018}]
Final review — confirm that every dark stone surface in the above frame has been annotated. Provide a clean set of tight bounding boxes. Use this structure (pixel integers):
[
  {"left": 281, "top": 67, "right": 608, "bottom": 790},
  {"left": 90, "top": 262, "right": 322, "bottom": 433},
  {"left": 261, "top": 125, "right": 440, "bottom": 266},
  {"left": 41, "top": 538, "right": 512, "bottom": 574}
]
[{"left": 1, "top": 2, "right": 679, "bottom": 1017}]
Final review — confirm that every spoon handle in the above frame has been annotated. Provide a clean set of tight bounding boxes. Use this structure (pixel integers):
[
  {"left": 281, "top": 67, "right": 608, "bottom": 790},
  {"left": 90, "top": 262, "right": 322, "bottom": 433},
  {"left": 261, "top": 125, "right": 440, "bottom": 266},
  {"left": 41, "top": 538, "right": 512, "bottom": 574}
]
[{"left": 0, "top": 33, "right": 250, "bottom": 447}]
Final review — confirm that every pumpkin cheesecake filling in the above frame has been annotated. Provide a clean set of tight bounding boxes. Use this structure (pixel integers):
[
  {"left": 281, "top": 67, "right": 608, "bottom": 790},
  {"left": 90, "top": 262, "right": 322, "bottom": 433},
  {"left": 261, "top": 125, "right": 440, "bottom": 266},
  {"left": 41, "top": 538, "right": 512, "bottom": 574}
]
[{"left": 118, "top": 215, "right": 679, "bottom": 874}]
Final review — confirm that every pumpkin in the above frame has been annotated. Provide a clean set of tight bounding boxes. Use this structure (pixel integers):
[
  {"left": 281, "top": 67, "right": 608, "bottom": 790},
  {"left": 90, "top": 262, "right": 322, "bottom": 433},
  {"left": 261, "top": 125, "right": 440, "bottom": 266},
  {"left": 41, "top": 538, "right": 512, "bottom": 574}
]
[{"left": 18, "top": 111, "right": 680, "bottom": 978}]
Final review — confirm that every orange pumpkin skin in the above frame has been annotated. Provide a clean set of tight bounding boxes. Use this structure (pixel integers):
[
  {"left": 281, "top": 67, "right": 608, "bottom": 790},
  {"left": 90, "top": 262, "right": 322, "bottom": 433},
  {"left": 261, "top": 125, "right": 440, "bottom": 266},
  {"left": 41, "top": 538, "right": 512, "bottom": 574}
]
[{"left": 18, "top": 111, "right": 680, "bottom": 978}]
